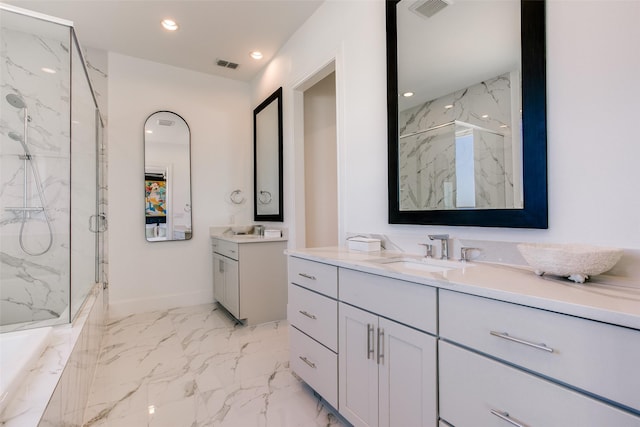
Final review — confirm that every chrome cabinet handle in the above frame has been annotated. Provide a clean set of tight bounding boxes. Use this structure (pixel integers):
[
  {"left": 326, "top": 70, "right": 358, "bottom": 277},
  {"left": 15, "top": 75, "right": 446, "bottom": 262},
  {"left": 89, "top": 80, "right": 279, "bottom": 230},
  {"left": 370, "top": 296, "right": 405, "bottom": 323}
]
[
  {"left": 298, "top": 273, "right": 316, "bottom": 280},
  {"left": 367, "top": 324, "right": 374, "bottom": 359},
  {"left": 299, "top": 356, "right": 316, "bottom": 369},
  {"left": 377, "top": 327, "right": 385, "bottom": 365},
  {"left": 490, "top": 409, "right": 528, "bottom": 427},
  {"left": 299, "top": 310, "right": 317, "bottom": 320},
  {"left": 490, "top": 331, "right": 554, "bottom": 353}
]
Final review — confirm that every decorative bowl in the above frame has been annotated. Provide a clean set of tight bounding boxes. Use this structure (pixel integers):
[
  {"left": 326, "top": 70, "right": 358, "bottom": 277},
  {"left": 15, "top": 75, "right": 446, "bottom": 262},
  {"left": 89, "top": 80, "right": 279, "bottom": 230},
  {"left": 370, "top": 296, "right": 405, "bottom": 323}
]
[
  {"left": 517, "top": 243, "right": 623, "bottom": 283},
  {"left": 231, "top": 225, "right": 254, "bottom": 235}
]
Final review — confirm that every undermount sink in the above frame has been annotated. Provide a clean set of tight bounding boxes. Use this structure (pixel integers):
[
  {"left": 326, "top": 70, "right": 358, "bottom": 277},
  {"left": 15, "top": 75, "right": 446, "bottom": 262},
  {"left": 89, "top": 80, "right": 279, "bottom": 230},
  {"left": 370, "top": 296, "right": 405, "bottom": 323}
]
[{"left": 369, "top": 257, "right": 470, "bottom": 273}]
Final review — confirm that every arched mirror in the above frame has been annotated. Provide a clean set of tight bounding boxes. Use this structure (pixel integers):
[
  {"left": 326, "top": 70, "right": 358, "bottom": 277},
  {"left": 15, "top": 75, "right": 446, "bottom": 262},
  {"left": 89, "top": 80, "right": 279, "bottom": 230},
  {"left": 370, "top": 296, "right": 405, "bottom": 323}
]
[
  {"left": 254, "top": 87, "right": 283, "bottom": 222},
  {"left": 144, "top": 111, "right": 192, "bottom": 241},
  {"left": 387, "top": 0, "right": 547, "bottom": 228}
]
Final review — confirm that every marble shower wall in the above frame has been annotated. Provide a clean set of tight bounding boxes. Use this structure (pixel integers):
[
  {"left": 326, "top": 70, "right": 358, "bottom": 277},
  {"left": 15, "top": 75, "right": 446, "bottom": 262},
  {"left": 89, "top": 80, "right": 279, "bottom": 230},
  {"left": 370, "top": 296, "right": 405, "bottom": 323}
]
[
  {"left": 0, "top": 9, "right": 109, "bottom": 330},
  {"left": 398, "top": 72, "right": 519, "bottom": 211}
]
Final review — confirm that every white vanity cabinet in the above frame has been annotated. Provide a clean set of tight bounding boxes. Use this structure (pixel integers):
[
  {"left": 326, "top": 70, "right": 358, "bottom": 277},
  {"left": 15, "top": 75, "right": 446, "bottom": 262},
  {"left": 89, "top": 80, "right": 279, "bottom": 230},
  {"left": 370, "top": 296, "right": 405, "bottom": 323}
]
[
  {"left": 211, "top": 237, "right": 287, "bottom": 325},
  {"left": 338, "top": 269, "right": 437, "bottom": 427},
  {"left": 439, "top": 289, "right": 640, "bottom": 426}
]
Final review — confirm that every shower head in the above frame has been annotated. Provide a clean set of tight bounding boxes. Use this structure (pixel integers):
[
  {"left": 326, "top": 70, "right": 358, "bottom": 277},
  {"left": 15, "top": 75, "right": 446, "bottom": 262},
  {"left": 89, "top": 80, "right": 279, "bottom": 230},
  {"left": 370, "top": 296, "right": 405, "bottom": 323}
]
[
  {"left": 8, "top": 131, "right": 23, "bottom": 142},
  {"left": 6, "top": 93, "right": 27, "bottom": 109},
  {"left": 8, "top": 131, "right": 31, "bottom": 156}
]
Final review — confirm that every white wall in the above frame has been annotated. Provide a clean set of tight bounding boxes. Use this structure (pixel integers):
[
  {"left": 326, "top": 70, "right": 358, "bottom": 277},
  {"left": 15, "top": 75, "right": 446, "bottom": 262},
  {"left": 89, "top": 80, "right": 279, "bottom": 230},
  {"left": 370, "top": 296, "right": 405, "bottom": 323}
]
[
  {"left": 108, "top": 52, "right": 252, "bottom": 317},
  {"left": 251, "top": 0, "right": 640, "bottom": 254}
]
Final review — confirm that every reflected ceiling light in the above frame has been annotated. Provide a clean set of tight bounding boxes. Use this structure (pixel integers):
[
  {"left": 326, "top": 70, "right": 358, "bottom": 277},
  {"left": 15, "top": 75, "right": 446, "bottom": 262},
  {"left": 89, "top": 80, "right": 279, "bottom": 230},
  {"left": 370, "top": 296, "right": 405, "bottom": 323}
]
[
  {"left": 402, "top": 92, "right": 414, "bottom": 97},
  {"left": 481, "top": 114, "right": 489, "bottom": 118},
  {"left": 500, "top": 124, "right": 508, "bottom": 128},
  {"left": 41, "top": 67, "right": 56, "bottom": 74},
  {"left": 250, "top": 51, "right": 263, "bottom": 60},
  {"left": 148, "top": 405, "right": 155, "bottom": 415},
  {"left": 444, "top": 104, "right": 453, "bottom": 109},
  {"left": 161, "top": 19, "right": 178, "bottom": 31},
  {"left": 145, "top": 129, "right": 153, "bottom": 134}
]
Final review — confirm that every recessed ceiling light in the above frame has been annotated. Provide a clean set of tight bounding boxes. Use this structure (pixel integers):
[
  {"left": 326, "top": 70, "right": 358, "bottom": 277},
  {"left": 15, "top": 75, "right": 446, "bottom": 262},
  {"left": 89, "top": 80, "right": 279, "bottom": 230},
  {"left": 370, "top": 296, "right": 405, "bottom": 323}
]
[
  {"left": 250, "top": 51, "right": 263, "bottom": 60},
  {"left": 444, "top": 104, "right": 454, "bottom": 109},
  {"left": 41, "top": 67, "right": 56, "bottom": 74},
  {"left": 402, "top": 92, "right": 414, "bottom": 97},
  {"left": 161, "top": 19, "right": 178, "bottom": 31}
]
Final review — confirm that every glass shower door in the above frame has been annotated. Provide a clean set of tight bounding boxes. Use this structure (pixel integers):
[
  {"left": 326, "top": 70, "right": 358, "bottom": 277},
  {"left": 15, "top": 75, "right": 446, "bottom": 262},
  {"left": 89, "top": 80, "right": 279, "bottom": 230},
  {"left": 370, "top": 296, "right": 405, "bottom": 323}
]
[{"left": 69, "top": 35, "right": 98, "bottom": 320}]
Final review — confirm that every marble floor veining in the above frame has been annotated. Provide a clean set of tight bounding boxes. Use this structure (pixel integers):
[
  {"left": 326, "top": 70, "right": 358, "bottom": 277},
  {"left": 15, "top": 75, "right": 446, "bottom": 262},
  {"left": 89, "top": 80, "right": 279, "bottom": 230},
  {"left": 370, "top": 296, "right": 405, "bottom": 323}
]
[{"left": 83, "top": 304, "right": 348, "bottom": 427}]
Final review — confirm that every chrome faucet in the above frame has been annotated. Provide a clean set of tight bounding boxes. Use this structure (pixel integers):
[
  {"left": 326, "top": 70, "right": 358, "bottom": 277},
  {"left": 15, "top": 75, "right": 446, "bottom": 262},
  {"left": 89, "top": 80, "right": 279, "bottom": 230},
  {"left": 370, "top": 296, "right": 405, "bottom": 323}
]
[{"left": 428, "top": 234, "right": 449, "bottom": 260}]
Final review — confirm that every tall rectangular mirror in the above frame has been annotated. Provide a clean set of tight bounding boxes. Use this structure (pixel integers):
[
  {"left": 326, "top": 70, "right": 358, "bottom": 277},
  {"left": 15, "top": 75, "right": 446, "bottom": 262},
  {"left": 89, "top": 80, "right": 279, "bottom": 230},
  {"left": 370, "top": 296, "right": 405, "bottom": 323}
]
[
  {"left": 387, "top": 0, "right": 547, "bottom": 228},
  {"left": 144, "top": 111, "right": 192, "bottom": 241},
  {"left": 254, "top": 87, "right": 284, "bottom": 222}
]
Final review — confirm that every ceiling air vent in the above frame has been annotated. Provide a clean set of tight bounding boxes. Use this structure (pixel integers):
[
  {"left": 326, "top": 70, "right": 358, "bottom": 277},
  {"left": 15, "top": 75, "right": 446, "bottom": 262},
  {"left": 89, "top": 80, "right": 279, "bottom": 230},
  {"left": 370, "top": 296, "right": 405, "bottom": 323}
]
[
  {"left": 409, "top": 0, "right": 452, "bottom": 19},
  {"left": 216, "top": 59, "right": 239, "bottom": 70}
]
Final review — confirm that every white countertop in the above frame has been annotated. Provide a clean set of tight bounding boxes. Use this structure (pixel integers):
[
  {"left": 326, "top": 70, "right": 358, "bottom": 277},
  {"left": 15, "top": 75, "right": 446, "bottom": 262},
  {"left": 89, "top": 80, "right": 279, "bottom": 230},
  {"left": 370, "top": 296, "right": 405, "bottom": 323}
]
[
  {"left": 211, "top": 232, "right": 288, "bottom": 244},
  {"left": 287, "top": 247, "right": 640, "bottom": 330}
]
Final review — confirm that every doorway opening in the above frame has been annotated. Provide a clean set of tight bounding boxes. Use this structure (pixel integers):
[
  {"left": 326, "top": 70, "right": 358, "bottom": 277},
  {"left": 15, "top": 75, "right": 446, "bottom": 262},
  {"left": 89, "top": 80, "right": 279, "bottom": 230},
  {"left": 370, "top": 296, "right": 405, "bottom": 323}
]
[{"left": 302, "top": 71, "right": 338, "bottom": 248}]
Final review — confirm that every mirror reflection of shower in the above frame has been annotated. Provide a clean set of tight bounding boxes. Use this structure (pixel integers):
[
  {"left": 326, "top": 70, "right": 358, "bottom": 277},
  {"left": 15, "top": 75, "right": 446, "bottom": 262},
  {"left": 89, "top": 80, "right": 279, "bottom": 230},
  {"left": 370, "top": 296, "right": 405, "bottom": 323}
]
[{"left": 5, "top": 93, "right": 54, "bottom": 256}]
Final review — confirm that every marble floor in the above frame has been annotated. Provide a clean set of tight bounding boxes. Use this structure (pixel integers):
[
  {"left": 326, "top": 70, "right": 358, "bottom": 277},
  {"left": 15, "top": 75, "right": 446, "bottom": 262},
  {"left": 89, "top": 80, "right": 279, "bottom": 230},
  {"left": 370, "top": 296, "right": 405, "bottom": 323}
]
[{"left": 83, "top": 304, "right": 348, "bottom": 427}]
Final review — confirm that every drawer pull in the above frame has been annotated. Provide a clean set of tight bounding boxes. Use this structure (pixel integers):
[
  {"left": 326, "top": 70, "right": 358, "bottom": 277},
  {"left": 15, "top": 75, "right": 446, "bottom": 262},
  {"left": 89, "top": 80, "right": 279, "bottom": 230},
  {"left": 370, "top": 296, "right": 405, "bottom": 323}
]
[
  {"left": 490, "top": 331, "right": 554, "bottom": 353},
  {"left": 299, "top": 356, "right": 316, "bottom": 369},
  {"left": 299, "top": 310, "right": 317, "bottom": 320},
  {"left": 490, "top": 409, "right": 528, "bottom": 427},
  {"left": 377, "top": 327, "right": 385, "bottom": 365},
  {"left": 298, "top": 273, "right": 317, "bottom": 281},
  {"left": 367, "top": 324, "right": 374, "bottom": 359}
]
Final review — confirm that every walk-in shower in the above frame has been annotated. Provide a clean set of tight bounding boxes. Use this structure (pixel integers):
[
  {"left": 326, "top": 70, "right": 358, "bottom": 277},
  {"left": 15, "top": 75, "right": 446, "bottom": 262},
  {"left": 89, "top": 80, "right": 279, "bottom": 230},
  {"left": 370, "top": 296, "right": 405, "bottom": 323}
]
[{"left": 0, "top": 3, "right": 107, "bottom": 332}]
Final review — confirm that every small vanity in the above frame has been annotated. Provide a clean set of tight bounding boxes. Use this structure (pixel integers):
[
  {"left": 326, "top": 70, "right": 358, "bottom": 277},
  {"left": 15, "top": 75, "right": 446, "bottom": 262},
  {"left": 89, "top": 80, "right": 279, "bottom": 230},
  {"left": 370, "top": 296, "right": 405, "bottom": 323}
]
[
  {"left": 286, "top": 248, "right": 640, "bottom": 427},
  {"left": 210, "top": 228, "right": 287, "bottom": 325}
]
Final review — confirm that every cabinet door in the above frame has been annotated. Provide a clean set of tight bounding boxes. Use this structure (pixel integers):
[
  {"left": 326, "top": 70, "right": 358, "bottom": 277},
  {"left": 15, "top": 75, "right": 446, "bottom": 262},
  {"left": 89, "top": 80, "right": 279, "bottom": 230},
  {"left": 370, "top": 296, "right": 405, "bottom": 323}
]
[
  {"left": 224, "top": 257, "right": 240, "bottom": 319},
  {"left": 213, "top": 254, "right": 225, "bottom": 305},
  {"left": 378, "top": 318, "right": 437, "bottom": 427},
  {"left": 339, "top": 303, "right": 379, "bottom": 427}
]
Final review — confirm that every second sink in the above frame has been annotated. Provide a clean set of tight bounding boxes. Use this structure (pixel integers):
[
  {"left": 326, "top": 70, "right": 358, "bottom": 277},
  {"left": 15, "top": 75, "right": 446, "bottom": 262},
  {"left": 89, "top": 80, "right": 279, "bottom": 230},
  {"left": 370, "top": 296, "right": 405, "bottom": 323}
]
[{"left": 369, "top": 257, "right": 471, "bottom": 274}]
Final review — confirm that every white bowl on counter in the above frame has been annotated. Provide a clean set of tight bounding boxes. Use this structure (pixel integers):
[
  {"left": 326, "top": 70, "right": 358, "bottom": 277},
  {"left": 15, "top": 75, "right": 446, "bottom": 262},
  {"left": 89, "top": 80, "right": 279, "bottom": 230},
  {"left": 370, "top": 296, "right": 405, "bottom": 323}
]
[
  {"left": 231, "top": 225, "right": 254, "bottom": 235},
  {"left": 517, "top": 243, "right": 623, "bottom": 283}
]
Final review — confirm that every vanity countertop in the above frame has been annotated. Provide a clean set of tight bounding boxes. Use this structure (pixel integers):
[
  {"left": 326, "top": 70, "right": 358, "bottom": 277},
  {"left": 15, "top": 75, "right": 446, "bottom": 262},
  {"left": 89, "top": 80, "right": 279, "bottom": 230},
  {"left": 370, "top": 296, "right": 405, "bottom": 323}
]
[
  {"left": 211, "top": 231, "right": 288, "bottom": 244},
  {"left": 286, "top": 247, "right": 640, "bottom": 330}
]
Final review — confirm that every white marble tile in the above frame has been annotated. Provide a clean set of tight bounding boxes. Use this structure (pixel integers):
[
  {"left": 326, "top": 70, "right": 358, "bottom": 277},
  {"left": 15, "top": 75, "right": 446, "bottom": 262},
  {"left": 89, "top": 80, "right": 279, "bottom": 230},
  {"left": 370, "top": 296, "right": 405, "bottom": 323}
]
[{"left": 84, "top": 304, "right": 347, "bottom": 427}]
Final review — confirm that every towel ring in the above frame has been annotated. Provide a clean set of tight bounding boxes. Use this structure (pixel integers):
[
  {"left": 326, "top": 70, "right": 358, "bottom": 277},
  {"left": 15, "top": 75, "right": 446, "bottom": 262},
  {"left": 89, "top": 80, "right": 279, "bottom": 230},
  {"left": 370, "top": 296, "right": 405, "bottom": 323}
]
[
  {"left": 258, "top": 190, "right": 272, "bottom": 205},
  {"left": 230, "top": 189, "right": 245, "bottom": 205}
]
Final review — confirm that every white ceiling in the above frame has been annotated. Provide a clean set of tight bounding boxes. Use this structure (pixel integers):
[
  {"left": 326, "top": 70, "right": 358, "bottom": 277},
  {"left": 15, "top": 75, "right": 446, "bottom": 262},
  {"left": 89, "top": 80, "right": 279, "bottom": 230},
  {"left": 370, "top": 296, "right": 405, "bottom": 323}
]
[{"left": 5, "top": 0, "right": 324, "bottom": 82}]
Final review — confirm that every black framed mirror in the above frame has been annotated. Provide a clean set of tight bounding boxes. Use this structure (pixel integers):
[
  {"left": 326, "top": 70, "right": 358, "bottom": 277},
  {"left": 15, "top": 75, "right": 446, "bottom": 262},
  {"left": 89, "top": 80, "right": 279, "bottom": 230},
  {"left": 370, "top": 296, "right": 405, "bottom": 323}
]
[
  {"left": 254, "top": 87, "right": 284, "bottom": 222},
  {"left": 144, "top": 111, "right": 192, "bottom": 241},
  {"left": 387, "top": 0, "right": 547, "bottom": 228}
]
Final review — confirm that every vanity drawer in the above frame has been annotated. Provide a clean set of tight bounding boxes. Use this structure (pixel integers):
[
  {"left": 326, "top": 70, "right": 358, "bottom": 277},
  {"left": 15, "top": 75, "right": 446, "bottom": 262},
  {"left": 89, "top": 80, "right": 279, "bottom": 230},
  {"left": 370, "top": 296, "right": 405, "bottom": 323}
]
[
  {"left": 439, "top": 290, "right": 640, "bottom": 411},
  {"left": 213, "top": 239, "right": 239, "bottom": 260},
  {"left": 289, "top": 257, "right": 338, "bottom": 298},
  {"left": 339, "top": 268, "right": 437, "bottom": 334},
  {"left": 289, "top": 325, "right": 338, "bottom": 408},
  {"left": 439, "top": 341, "right": 640, "bottom": 427},
  {"left": 287, "top": 283, "right": 338, "bottom": 352}
]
